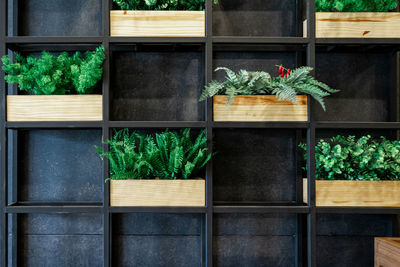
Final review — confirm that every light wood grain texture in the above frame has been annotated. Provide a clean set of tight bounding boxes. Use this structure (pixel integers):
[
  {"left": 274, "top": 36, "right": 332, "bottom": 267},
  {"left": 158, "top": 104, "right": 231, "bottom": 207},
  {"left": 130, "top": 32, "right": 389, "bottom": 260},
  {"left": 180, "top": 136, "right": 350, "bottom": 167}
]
[
  {"left": 303, "top": 179, "right": 400, "bottom": 207},
  {"left": 110, "top": 179, "right": 205, "bottom": 206},
  {"left": 7, "top": 95, "right": 103, "bottom": 121},
  {"left": 110, "top": 10, "right": 205, "bottom": 37},
  {"left": 213, "top": 95, "right": 308, "bottom": 122},
  {"left": 375, "top": 238, "right": 400, "bottom": 267},
  {"left": 303, "top": 12, "right": 400, "bottom": 38}
]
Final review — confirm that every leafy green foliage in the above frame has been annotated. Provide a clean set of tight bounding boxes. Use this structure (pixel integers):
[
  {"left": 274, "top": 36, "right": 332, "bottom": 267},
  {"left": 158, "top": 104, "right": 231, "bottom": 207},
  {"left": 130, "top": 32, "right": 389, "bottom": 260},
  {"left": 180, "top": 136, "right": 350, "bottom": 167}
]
[
  {"left": 300, "top": 135, "right": 400, "bottom": 181},
  {"left": 96, "top": 128, "right": 212, "bottom": 180},
  {"left": 199, "top": 66, "right": 339, "bottom": 111},
  {"left": 113, "top": 0, "right": 218, "bottom": 10},
  {"left": 315, "top": 0, "right": 398, "bottom": 12},
  {"left": 1, "top": 46, "right": 105, "bottom": 95}
]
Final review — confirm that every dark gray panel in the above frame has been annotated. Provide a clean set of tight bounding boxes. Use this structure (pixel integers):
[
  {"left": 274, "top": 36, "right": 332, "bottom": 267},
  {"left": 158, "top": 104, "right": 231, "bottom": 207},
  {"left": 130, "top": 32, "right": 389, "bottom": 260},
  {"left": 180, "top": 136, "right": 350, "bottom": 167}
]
[
  {"left": 19, "top": 214, "right": 103, "bottom": 267},
  {"left": 113, "top": 213, "right": 202, "bottom": 266},
  {"left": 213, "top": 236, "right": 295, "bottom": 267},
  {"left": 314, "top": 52, "right": 392, "bottom": 121},
  {"left": 316, "top": 214, "right": 394, "bottom": 267},
  {"left": 113, "top": 213, "right": 201, "bottom": 235},
  {"left": 317, "top": 237, "right": 376, "bottom": 267},
  {"left": 111, "top": 50, "right": 204, "bottom": 121},
  {"left": 18, "top": 0, "right": 102, "bottom": 36},
  {"left": 214, "top": 213, "right": 297, "bottom": 235},
  {"left": 113, "top": 235, "right": 201, "bottom": 267},
  {"left": 18, "top": 130, "right": 103, "bottom": 202},
  {"left": 20, "top": 214, "right": 103, "bottom": 235},
  {"left": 213, "top": 51, "right": 297, "bottom": 78},
  {"left": 213, "top": 129, "right": 297, "bottom": 203},
  {"left": 317, "top": 214, "right": 393, "bottom": 236},
  {"left": 20, "top": 235, "right": 103, "bottom": 267},
  {"left": 213, "top": 0, "right": 297, "bottom": 37}
]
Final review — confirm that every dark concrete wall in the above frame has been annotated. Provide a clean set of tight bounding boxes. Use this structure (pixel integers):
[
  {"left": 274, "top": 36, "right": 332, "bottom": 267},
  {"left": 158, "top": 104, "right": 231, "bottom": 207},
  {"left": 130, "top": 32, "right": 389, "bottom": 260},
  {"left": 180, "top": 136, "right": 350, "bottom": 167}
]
[{"left": 17, "top": 0, "right": 102, "bottom": 36}]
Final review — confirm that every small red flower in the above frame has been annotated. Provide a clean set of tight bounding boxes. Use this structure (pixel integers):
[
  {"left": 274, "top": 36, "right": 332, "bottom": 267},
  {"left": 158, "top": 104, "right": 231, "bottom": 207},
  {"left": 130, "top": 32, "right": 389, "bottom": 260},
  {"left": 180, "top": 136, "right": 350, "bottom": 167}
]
[{"left": 278, "top": 64, "right": 283, "bottom": 75}]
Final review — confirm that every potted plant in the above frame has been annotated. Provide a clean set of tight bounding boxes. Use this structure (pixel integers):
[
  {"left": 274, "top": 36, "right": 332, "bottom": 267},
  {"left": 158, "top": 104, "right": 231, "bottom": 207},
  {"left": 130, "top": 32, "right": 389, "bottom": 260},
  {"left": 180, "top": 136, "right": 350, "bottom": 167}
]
[
  {"left": 301, "top": 135, "right": 400, "bottom": 207},
  {"left": 96, "top": 128, "right": 211, "bottom": 206},
  {"left": 2, "top": 46, "right": 105, "bottom": 122},
  {"left": 305, "top": 0, "right": 400, "bottom": 38},
  {"left": 199, "top": 65, "right": 338, "bottom": 122},
  {"left": 110, "top": 0, "right": 218, "bottom": 37}
]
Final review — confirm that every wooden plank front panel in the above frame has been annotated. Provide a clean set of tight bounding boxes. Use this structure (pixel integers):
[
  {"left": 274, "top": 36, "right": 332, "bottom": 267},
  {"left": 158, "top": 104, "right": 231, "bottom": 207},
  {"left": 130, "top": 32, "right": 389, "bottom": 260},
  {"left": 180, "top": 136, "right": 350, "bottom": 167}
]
[
  {"left": 303, "top": 179, "right": 400, "bottom": 207},
  {"left": 110, "top": 10, "right": 205, "bottom": 37},
  {"left": 110, "top": 179, "right": 205, "bottom": 206},
  {"left": 375, "top": 238, "right": 400, "bottom": 267},
  {"left": 7, "top": 95, "right": 103, "bottom": 121},
  {"left": 213, "top": 95, "right": 308, "bottom": 122},
  {"left": 314, "top": 12, "right": 400, "bottom": 38}
]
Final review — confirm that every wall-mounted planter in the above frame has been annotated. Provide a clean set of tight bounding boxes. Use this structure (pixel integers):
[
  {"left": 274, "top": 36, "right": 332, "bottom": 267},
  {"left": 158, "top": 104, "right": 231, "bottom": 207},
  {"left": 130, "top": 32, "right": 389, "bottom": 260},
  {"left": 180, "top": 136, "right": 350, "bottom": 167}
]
[
  {"left": 213, "top": 95, "right": 308, "bottom": 122},
  {"left": 303, "top": 12, "right": 400, "bottom": 38},
  {"left": 7, "top": 95, "right": 103, "bottom": 121},
  {"left": 110, "top": 10, "right": 205, "bottom": 37},
  {"left": 110, "top": 179, "right": 205, "bottom": 206},
  {"left": 303, "top": 179, "right": 400, "bottom": 207}
]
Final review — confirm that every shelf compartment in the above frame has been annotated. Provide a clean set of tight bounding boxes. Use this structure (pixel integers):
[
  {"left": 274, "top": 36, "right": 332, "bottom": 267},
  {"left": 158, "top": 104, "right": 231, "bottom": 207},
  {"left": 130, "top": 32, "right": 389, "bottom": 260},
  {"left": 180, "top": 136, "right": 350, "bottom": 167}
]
[
  {"left": 113, "top": 213, "right": 202, "bottom": 266},
  {"left": 213, "top": 213, "right": 300, "bottom": 266},
  {"left": 213, "top": 128, "right": 302, "bottom": 204},
  {"left": 317, "top": 213, "right": 394, "bottom": 267},
  {"left": 7, "top": 95, "right": 103, "bottom": 122},
  {"left": 213, "top": 95, "right": 307, "bottom": 122},
  {"left": 15, "top": 129, "right": 103, "bottom": 203},
  {"left": 303, "top": 179, "right": 400, "bottom": 207},
  {"left": 14, "top": 0, "right": 102, "bottom": 37},
  {"left": 15, "top": 213, "right": 103, "bottom": 266},
  {"left": 213, "top": 0, "right": 299, "bottom": 37},
  {"left": 110, "top": 11, "right": 205, "bottom": 37},
  {"left": 304, "top": 12, "right": 400, "bottom": 38},
  {"left": 111, "top": 45, "right": 204, "bottom": 121},
  {"left": 110, "top": 179, "right": 205, "bottom": 207}
]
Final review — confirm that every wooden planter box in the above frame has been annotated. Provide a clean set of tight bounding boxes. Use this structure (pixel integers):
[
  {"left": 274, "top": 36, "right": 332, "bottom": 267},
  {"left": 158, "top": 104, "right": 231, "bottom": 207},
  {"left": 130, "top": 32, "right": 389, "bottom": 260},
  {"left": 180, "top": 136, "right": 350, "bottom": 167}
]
[
  {"left": 213, "top": 95, "right": 308, "bottom": 122},
  {"left": 110, "top": 10, "right": 205, "bottom": 37},
  {"left": 303, "top": 179, "right": 400, "bottom": 207},
  {"left": 304, "top": 12, "right": 400, "bottom": 38},
  {"left": 375, "top": 238, "right": 400, "bottom": 267},
  {"left": 7, "top": 95, "right": 103, "bottom": 121},
  {"left": 110, "top": 179, "right": 205, "bottom": 206}
]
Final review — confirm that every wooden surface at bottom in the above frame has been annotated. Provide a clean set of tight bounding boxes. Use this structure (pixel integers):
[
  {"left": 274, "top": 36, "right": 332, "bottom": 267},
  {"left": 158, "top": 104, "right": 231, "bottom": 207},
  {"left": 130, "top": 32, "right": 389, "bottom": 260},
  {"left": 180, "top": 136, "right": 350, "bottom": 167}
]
[{"left": 375, "top": 237, "right": 400, "bottom": 267}]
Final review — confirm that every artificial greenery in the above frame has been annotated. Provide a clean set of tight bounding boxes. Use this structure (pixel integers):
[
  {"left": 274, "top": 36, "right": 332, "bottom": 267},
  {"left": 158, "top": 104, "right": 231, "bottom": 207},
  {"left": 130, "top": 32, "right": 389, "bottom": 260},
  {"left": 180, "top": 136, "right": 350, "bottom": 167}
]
[
  {"left": 199, "top": 66, "right": 339, "bottom": 111},
  {"left": 96, "top": 128, "right": 212, "bottom": 181},
  {"left": 113, "top": 0, "right": 218, "bottom": 10},
  {"left": 300, "top": 135, "right": 400, "bottom": 181},
  {"left": 1, "top": 46, "right": 105, "bottom": 95},
  {"left": 315, "top": 0, "right": 398, "bottom": 12}
]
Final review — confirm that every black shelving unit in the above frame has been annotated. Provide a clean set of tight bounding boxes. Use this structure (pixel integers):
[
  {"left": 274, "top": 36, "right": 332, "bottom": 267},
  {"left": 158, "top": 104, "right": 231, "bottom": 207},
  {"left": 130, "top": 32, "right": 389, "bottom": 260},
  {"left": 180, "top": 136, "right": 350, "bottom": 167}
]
[{"left": 1, "top": 0, "right": 399, "bottom": 266}]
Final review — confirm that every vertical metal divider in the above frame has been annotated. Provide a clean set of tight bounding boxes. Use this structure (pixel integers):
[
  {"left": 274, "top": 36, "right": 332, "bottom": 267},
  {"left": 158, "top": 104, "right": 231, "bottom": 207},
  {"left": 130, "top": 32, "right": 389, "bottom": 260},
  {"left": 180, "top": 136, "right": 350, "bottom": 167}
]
[
  {"left": 102, "top": 1, "right": 111, "bottom": 266},
  {"left": 7, "top": 1, "right": 18, "bottom": 266},
  {"left": 0, "top": 0, "right": 7, "bottom": 265},
  {"left": 205, "top": 0, "right": 213, "bottom": 266},
  {"left": 306, "top": 0, "right": 316, "bottom": 266}
]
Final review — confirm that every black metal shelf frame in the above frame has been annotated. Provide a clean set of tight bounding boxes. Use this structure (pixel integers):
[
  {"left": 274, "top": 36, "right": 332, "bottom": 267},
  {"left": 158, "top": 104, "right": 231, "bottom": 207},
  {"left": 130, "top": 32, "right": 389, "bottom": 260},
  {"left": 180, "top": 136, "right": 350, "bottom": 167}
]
[{"left": 0, "top": 0, "right": 399, "bottom": 266}]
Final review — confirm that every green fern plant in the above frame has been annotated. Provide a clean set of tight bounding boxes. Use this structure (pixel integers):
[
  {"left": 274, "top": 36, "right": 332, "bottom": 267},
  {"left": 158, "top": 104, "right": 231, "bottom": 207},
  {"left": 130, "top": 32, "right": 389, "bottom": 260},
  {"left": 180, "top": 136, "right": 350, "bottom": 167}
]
[
  {"left": 96, "top": 128, "right": 212, "bottom": 181},
  {"left": 300, "top": 135, "right": 400, "bottom": 181},
  {"left": 113, "top": 0, "right": 218, "bottom": 10},
  {"left": 199, "top": 66, "right": 339, "bottom": 111},
  {"left": 315, "top": 0, "right": 398, "bottom": 12},
  {"left": 1, "top": 46, "right": 105, "bottom": 95}
]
